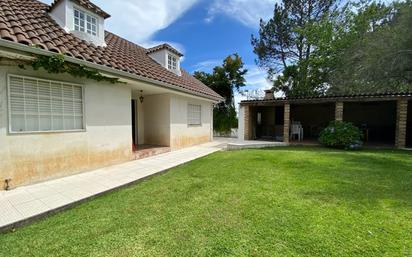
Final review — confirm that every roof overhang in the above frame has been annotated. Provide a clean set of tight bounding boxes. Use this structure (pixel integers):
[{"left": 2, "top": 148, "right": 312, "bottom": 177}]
[
  {"left": 49, "top": 0, "right": 111, "bottom": 19},
  {"left": 240, "top": 93, "right": 412, "bottom": 106},
  {"left": 0, "top": 39, "right": 223, "bottom": 103},
  {"left": 146, "top": 43, "right": 183, "bottom": 57}
]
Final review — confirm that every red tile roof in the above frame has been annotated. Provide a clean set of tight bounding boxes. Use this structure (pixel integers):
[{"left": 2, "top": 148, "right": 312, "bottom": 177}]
[
  {"left": 0, "top": 0, "right": 222, "bottom": 100},
  {"left": 50, "top": 0, "right": 110, "bottom": 19},
  {"left": 240, "top": 92, "right": 412, "bottom": 104}
]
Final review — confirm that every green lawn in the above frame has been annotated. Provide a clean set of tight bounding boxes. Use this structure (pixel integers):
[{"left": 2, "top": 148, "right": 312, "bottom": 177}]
[{"left": 1, "top": 147, "right": 411, "bottom": 257}]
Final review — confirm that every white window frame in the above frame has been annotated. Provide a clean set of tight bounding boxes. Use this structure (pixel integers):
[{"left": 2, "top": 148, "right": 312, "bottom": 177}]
[
  {"left": 167, "top": 54, "right": 177, "bottom": 71},
  {"left": 187, "top": 104, "right": 202, "bottom": 126},
  {"left": 74, "top": 7, "right": 98, "bottom": 36},
  {"left": 7, "top": 74, "right": 86, "bottom": 134}
]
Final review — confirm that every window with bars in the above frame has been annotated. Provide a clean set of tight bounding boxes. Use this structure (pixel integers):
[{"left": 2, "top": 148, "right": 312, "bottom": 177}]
[
  {"left": 167, "top": 54, "right": 177, "bottom": 71},
  {"left": 188, "top": 104, "right": 201, "bottom": 126},
  {"left": 8, "top": 75, "right": 84, "bottom": 133},
  {"left": 74, "top": 8, "right": 97, "bottom": 36}
]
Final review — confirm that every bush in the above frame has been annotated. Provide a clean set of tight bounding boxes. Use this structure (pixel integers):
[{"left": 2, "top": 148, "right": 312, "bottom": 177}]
[
  {"left": 319, "top": 121, "right": 363, "bottom": 149},
  {"left": 213, "top": 105, "right": 238, "bottom": 134}
]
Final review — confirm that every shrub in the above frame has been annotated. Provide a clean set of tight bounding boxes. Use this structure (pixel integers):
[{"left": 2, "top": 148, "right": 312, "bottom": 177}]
[{"left": 319, "top": 121, "right": 363, "bottom": 149}]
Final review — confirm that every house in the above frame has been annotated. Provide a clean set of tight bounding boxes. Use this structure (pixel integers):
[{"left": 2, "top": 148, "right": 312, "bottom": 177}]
[
  {"left": 239, "top": 90, "right": 412, "bottom": 148},
  {"left": 0, "top": 0, "right": 223, "bottom": 189}
]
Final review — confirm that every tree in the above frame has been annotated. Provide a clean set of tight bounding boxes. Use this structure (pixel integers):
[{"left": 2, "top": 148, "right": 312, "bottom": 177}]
[
  {"left": 327, "top": 1, "right": 412, "bottom": 93},
  {"left": 194, "top": 54, "right": 248, "bottom": 133},
  {"left": 251, "top": 0, "right": 338, "bottom": 97}
]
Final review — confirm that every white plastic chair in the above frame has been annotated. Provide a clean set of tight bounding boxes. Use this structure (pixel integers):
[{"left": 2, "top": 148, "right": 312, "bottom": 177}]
[{"left": 290, "top": 123, "right": 304, "bottom": 141}]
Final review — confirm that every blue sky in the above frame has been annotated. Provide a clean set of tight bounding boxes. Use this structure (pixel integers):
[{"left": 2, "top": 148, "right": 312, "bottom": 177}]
[
  {"left": 40, "top": 0, "right": 394, "bottom": 102},
  {"left": 40, "top": 0, "right": 277, "bottom": 101}
]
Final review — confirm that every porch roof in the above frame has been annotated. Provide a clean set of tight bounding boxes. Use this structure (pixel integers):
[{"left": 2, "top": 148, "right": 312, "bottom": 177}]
[{"left": 240, "top": 92, "right": 412, "bottom": 106}]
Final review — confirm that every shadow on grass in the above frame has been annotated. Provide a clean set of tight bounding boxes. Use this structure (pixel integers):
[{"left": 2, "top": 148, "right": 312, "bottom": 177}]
[
  {"left": 282, "top": 150, "right": 412, "bottom": 209},
  {"left": 257, "top": 145, "right": 412, "bottom": 155}
]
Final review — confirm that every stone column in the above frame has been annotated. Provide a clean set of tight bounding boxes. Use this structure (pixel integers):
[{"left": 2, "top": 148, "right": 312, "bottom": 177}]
[
  {"left": 244, "top": 105, "right": 251, "bottom": 140},
  {"left": 395, "top": 99, "right": 408, "bottom": 148},
  {"left": 335, "top": 101, "right": 344, "bottom": 122},
  {"left": 283, "top": 103, "right": 290, "bottom": 143}
]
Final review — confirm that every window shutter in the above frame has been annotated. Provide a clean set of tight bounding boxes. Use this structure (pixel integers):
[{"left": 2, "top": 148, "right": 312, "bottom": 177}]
[
  {"left": 188, "top": 104, "right": 201, "bottom": 125},
  {"left": 8, "top": 75, "right": 84, "bottom": 133}
]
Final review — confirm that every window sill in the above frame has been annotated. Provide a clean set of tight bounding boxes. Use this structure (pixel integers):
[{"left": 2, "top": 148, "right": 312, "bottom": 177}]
[{"left": 8, "top": 129, "right": 87, "bottom": 136}]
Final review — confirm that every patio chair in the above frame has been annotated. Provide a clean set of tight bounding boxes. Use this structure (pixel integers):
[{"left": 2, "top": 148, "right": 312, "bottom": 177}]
[{"left": 290, "top": 122, "right": 304, "bottom": 141}]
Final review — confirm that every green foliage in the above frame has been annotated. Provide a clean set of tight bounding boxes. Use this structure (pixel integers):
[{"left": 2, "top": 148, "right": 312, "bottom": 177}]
[
  {"left": 319, "top": 121, "right": 363, "bottom": 149},
  {"left": 194, "top": 54, "right": 247, "bottom": 133},
  {"left": 252, "top": 0, "right": 412, "bottom": 96},
  {"left": 213, "top": 105, "right": 238, "bottom": 133},
  {"left": 29, "top": 54, "right": 122, "bottom": 84},
  {"left": 251, "top": 0, "right": 338, "bottom": 97},
  {"left": 327, "top": 1, "right": 412, "bottom": 93},
  {"left": 194, "top": 54, "right": 247, "bottom": 106}
]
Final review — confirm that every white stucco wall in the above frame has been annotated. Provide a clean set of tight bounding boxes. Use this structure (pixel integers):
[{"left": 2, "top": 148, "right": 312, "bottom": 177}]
[
  {"left": 238, "top": 105, "right": 245, "bottom": 140},
  {"left": 170, "top": 94, "right": 213, "bottom": 149},
  {"left": 0, "top": 65, "right": 133, "bottom": 188},
  {"left": 148, "top": 49, "right": 167, "bottom": 68},
  {"left": 143, "top": 94, "right": 171, "bottom": 146},
  {"left": 0, "top": 61, "right": 217, "bottom": 189}
]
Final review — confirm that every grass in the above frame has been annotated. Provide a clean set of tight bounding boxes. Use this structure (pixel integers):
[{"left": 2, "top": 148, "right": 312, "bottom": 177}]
[{"left": 1, "top": 147, "right": 411, "bottom": 257}]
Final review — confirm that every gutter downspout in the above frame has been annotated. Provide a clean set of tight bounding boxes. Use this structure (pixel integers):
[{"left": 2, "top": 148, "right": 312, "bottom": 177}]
[{"left": 0, "top": 39, "right": 223, "bottom": 103}]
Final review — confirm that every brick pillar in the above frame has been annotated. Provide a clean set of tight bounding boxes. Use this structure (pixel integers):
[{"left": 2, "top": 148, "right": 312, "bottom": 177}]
[
  {"left": 244, "top": 105, "right": 251, "bottom": 140},
  {"left": 395, "top": 99, "right": 408, "bottom": 148},
  {"left": 335, "top": 102, "right": 344, "bottom": 121},
  {"left": 283, "top": 103, "right": 290, "bottom": 143}
]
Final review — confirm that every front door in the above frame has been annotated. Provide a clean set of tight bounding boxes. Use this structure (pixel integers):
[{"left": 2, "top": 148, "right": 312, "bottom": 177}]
[{"left": 131, "top": 99, "right": 138, "bottom": 149}]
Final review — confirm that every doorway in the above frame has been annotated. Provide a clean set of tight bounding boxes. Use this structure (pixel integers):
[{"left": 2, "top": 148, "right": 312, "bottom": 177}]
[
  {"left": 255, "top": 106, "right": 284, "bottom": 141},
  {"left": 131, "top": 99, "right": 138, "bottom": 149},
  {"left": 343, "top": 101, "right": 397, "bottom": 146}
]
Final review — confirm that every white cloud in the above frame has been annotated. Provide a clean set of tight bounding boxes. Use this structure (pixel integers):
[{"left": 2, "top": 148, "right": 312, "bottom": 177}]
[
  {"left": 39, "top": 0, "right": 199, "bottom": 44},
  {"left": 244, "top": 64, "right": 272, "bottom": 90},
  {"left": 206, "top": 0, "right": 278, "bottom": 28},
  {"left": 191, "top": 59, "right": 221, "bottom": 72},
  {"left": 233, "top": 64, "right": 272, "bottom": 111}
]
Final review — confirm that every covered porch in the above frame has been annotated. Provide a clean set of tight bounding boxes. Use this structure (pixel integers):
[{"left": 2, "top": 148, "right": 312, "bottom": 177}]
[
  {"left": 130, "top": 84, "right": 172, "bottom": 159},
  {"left": 240, "top": 93, "right": 412, "bottom": 148}
]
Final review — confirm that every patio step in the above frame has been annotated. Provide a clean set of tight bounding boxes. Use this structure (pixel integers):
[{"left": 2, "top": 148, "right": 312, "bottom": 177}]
[{"left": 133, "top": 146, "right": 171, "bottom": 159}]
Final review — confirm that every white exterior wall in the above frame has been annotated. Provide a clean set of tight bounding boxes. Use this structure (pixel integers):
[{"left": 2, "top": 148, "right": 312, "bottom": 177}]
[
  {"left": 170, "top": 94, "right": 213, "bottom": 149},
  {"left": 0, "top": 66, "right": 133, "bottom": 188},
  {"left": 143, "top": 94, "right": 171, "bottom": 146},
  {"left": 238, "top": 105, "right": 245, "bottom": 140},
  {"left": 148, "top": 49, "right": 168, "bottom": 68}
]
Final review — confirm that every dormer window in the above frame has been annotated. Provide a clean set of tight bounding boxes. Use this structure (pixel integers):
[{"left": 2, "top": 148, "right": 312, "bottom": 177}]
[
  {"left": 168, "top": 54, "right": 177, "bottom": 71},
  {"left": 74, "top": 8, "right": 98, "bottom": 36},
  {"left": 147, "top": 43, "right": 183, "bottom": 76},
  {"left": 48, "top": 0, "right": 109, "bottom": 47}
]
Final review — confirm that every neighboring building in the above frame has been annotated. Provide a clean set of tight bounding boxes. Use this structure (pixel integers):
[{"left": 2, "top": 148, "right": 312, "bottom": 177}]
[
  {"left": 239, "top": 91, "right": 412, "bottom": 148},
  {"left": 0, "top": 0, "right": 222, "bottom": 189}
]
